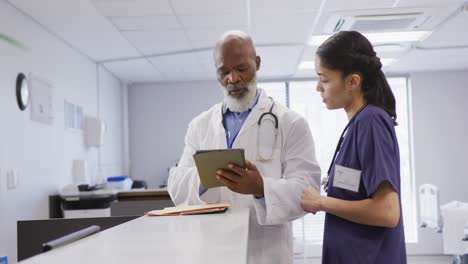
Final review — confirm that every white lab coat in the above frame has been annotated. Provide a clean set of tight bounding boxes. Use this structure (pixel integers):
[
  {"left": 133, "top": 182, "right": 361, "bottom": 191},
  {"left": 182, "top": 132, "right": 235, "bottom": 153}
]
[{"left": 168, "top": 89, "right": 321, "bottom": 264}]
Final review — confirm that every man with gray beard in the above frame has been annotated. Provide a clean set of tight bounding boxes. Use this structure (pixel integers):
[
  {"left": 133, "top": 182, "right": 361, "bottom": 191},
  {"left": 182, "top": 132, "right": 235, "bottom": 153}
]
[{"left": 168, "top": 31, "right": 321, "bottom": 264}]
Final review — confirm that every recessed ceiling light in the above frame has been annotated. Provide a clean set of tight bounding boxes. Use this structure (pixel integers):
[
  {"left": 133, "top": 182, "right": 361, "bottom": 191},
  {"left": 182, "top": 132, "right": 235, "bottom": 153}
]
[
  {"left": 381, "top": 58, "right": 396, "bottom": 67},
  {"left": 374, "top": 44, "right": 405, "bottom": 54},
  {"left": 308, "top": 31, "right": 431, "bottom": 46},
  {"left": 298, "top": 58, "right": 396, "bottom": 70},
  {"left": 298, "top": 61, "right": 315, "bottom": 70}
]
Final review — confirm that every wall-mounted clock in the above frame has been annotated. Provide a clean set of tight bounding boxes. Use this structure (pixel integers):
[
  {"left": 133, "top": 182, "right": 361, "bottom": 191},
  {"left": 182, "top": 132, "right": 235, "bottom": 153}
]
[{"left": 16, "top": 73, "right": 29, "bottom": 111}]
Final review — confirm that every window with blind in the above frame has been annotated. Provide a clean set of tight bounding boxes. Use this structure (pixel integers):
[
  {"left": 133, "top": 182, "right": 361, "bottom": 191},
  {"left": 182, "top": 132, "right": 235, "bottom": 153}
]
[{"left": 259, "top": 77, "right": 417, "bottom": 260}]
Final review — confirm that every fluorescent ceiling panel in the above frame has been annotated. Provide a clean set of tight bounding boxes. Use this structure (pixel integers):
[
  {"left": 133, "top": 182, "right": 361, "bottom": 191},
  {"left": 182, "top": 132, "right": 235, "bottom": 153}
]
[{"left": 308, "top": 31, "right": 431, "bottom": 46}]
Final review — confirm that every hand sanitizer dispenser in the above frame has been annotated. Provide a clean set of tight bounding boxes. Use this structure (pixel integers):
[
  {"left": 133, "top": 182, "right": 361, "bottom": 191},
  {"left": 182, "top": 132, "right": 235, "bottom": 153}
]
[
  {"left": 85, "top": 117, "right": 105, "bottom": 148},
  {"left": 0, "top": 253, "right": 7, "bottom": 264},
  {"left": 72, "top": 159, "right": 89, "bottom": 185}
]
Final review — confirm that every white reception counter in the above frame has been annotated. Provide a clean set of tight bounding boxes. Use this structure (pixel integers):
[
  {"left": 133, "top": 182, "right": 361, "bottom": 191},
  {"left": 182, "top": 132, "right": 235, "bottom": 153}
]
[{"left": 20, "top": 209, "right": 249, "bottom": 264}]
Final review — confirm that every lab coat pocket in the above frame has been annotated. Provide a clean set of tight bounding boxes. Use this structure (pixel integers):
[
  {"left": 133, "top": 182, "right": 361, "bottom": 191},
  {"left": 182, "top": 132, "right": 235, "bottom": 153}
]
[
  {"left": 255, "top": 146, "right": 281, "bottom": 180},
  {"left": 256, "top": 117, "right": 278, "bottom": 161}
]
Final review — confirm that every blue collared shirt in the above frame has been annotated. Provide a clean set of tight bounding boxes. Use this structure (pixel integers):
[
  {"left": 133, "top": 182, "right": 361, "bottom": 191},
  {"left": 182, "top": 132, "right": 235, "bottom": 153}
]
[
  {"left": 199, "top": 90, "right": 263, "bottom": 196},
  {"left": 223, "top": 90, "right": 261, "bottom": 148}
]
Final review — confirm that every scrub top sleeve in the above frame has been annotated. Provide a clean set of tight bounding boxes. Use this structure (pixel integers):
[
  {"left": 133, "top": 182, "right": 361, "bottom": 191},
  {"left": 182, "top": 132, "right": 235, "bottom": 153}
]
[{"left": 357, "top": 115, "right": 399, "bottom": 197}]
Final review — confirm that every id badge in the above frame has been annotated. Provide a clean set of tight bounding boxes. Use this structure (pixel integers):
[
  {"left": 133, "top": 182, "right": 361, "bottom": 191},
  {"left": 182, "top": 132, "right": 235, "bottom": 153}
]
[{"left": 332, "top": 165, "right": 361, "bottom": 192}]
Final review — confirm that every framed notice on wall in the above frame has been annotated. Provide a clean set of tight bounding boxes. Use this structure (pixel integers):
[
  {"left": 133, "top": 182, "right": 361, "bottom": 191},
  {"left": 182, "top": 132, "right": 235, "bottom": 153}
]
[{"left": 29, "top": 74, "right": 54, "bottom": 125}]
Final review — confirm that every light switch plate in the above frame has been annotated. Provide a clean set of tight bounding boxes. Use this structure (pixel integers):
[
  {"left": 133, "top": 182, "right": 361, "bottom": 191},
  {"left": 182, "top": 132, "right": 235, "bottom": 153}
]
[{"left": 6, "top": 170, "right": 18, "bottom": 190}]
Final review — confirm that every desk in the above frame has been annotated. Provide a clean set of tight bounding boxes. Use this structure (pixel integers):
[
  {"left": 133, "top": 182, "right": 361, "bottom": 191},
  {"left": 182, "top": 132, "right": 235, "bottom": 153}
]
[
  {"left": 117, "top": 189, "right": 170, "bottom": 201},
  {"left": 19, "top": 209, "right": 249, "bottom": 264},
  {"left": 50, "top": 189, "right": 174, "bottom": 218},
  {"left": 111, "top": 189, "right": 174, "bottom": 216}
]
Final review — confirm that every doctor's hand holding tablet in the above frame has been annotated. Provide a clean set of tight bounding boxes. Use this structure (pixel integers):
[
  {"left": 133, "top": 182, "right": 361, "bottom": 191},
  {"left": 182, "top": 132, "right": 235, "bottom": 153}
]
[
  {"left": 216, "top": 160, "right": 264, "bottom": 198},
  {"left": 193, "top": 148, "right": 265, "bottom": 198}
]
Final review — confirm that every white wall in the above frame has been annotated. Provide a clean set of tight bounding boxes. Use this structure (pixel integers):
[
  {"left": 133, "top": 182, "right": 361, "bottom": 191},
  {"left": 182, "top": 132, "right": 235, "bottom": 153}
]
[
  {"left": 0, "top": 1, "right": 127, "bottom": 262},
  {"left": 128, "top": 81, "right": 221, "bottom": 188},
  {"left": 98, "top": 67, "right": 128, "bottom": 178},
  {"left": 407, "top": 69, "right": 468, "bottom": 255}
]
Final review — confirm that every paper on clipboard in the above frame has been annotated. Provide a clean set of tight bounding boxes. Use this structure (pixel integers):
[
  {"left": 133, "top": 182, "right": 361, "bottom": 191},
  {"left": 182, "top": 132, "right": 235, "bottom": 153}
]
[{"left": 146, "top": 203, "right": 230, "bottom": 216}]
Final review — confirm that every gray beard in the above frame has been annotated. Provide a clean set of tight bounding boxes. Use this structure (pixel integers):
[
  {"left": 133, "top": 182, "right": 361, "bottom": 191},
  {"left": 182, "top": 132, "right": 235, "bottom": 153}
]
[{"left": 221, "top": 78, "right": 258, "bottom": 112}]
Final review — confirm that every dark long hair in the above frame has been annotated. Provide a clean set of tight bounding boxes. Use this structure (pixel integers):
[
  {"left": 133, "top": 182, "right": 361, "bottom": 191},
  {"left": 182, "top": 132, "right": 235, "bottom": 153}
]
[{"left": 316, "top": 31, "right": 397, "bottom": 126}]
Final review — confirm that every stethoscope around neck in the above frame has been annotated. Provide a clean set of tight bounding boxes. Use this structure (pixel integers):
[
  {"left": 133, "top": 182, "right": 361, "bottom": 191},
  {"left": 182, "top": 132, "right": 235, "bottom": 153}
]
[
  {"left": 322, "top": 104, "right": 368, "bottom": 191},
  {"left": 221, "top": 97, "right": 278, "bottom": 161}
]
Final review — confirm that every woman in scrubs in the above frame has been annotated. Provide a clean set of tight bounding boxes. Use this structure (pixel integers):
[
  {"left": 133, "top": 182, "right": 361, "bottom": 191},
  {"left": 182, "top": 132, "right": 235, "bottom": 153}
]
[{"left": 300, "top": 31, "right": 407, "bottom": 263}]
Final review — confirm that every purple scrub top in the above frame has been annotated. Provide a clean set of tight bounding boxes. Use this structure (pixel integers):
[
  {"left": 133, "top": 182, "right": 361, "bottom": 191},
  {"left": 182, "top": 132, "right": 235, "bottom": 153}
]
[{"left": 322, "top": 105, "right": 407, "bottom": 264}]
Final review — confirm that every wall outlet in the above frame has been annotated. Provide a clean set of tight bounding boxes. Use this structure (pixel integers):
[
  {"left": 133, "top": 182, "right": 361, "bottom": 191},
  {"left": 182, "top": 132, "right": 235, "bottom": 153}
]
[{"left": 6, "top": 170, "right": 18, "bottom": 190}]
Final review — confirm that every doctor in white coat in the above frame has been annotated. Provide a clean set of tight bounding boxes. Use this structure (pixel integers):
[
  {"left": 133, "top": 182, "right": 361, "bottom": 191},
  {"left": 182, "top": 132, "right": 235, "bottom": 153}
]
[{"left": 168, "top": 30, "right": 321, "bottom": 264}]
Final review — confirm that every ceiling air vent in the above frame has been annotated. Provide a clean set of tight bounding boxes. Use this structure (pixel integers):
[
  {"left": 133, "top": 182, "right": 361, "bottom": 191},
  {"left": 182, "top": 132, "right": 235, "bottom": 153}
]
[{"left": 325, "top": 12, "right": 431, "bottom": 33}]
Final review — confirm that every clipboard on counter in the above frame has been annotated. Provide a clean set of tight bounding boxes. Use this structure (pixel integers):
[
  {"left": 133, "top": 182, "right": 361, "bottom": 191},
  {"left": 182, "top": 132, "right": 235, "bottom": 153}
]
[
  {"left": 146, "top": 203, "right": 230, "bottom": 216},
  {"left": 193, "top": 148, "right": 246, "bottom": 189}
]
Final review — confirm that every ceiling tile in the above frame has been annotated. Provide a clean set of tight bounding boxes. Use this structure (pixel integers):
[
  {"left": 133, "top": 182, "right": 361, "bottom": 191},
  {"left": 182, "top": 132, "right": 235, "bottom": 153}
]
[
  {"left": 103, "top": 59, "right": 164, "bottom": 83},
  {"left": 256, "top": 45, "right": 304, "bottom": 78},
  {"left": 298, "top": 46, "right": 318, "bottom": 63},
  {"left": 251, "top": 0, "right": 320, "bottom": 13},
  {"left": 324, "top": 0, "right": 395, "bottom": 12},
  {"left": 386, "top": 48, "right": 468, "bottom": 73},
  {"left": 149, "top": 52, "right": 206, "bottom": 73},
  {"left": 250, "top": 11, "right": 316, "bottom": 44},
  {"left": 394, "top": 0, "right": 466, "bottom": 8},
  {"left": 10, "top": 0, "right": 141, "bottom": 61},
  {"left": 193, "top": 50, "right": 216, "bottom": 72},
  {"left": 186, "top": 27, "right": 248, "bottom": 48},
  {"left": 171, "top": 0, "right": 246, "bottom": 15},
  {"left": 179, "top": 14, "right": 247, "bottom": 29},
  {"left": 150, "top": 52, "right": 216, "bottom": 81},
  {"left": 123, "top": 30, "right": 191, "bottom": 55},
  {"left": 294, "top": 68, "right": 318, "bottom": 79},
  {"left": 419, "top": 10, "right": 468, "bottom": 47},
  {"left": 293, "top": 46, "right": 317, "bottom": 78},
  {"left": 110, "top": 15, "right": 181, "bottom": 31},
  {"left": 92, "top": 0, "right": 173, "bottom": 16},
  {"left": 162, "top": 71, "right": 216, "bottom": 81}
]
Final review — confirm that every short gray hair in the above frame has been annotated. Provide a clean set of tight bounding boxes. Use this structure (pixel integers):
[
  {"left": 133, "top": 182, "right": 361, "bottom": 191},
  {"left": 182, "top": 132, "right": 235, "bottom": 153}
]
[
  {"left": 217, "top": 30, "right": 253, "bottom": 44},
  {"left": 214, "top": 30, "right": 256, "bottom": 59}
]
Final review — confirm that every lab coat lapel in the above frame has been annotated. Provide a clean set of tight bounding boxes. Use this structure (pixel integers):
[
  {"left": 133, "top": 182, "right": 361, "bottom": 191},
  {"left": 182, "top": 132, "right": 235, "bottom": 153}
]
[
  {"left": 236, "top": 91, "right": 269, "bottom": 140},
  {"left": 212, "top": 103, "right": 228, "bottom": 148}
]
